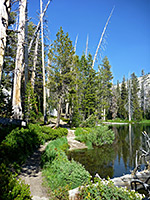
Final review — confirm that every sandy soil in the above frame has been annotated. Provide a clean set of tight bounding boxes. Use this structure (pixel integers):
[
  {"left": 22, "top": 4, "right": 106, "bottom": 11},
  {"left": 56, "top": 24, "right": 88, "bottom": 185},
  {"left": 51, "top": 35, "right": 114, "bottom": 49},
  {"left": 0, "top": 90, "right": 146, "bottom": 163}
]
[{"left": 67, "top": 130, "right": 87, "bottom": 151}]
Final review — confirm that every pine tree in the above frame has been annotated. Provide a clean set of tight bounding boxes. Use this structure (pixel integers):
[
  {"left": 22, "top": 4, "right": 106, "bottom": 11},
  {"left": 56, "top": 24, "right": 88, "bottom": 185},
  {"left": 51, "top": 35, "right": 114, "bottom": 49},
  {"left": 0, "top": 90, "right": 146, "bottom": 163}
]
[
  {"left": 48, "top": 27, "right": 75, "bottom": 127},
  {"left": 116, "top": 80, "right": 122, "bottom": 118},
  {"left": 25, "top": 81, "right": 37, "bottom": 122},
  {"left": 97, "top": 56, "right": 113, "bottom": 120},
  {"left": 110, "top": 86, "right": 118, "bottom": 119},
  {"left": 79, "top": 53, "right": 96, "bottom": 120},
  {"left": 131, "top": 72, "right": 142, "bottom": 121},
  {"left": 120, "top": 76, "right": 128, "bottom": 119}
]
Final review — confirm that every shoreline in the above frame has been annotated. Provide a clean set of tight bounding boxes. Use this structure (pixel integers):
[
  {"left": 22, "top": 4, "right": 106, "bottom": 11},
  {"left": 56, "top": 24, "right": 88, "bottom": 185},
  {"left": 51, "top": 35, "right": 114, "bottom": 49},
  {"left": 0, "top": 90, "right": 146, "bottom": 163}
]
[{"left": 101, "top": 122, "right": 129, "bottom": 125}]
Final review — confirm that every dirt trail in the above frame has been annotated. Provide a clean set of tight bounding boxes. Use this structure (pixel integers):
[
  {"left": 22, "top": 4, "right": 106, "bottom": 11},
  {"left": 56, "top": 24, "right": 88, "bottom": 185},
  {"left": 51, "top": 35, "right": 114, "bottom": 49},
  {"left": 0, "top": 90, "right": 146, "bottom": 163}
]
[
  {"left": 19, "top": 129, "right": 87, "bottom": 200},
  {"left": 67, "top": 130, "right": 87, "bottom": 151},
  {"left": 19, "top": 142, "right": 50, "bottom": 200}
]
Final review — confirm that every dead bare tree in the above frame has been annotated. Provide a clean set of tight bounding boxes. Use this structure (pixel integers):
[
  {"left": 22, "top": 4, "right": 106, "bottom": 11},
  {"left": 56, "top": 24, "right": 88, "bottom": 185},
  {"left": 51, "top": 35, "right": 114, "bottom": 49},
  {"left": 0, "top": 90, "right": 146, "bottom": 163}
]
[
  {"left": 85, "top": 34, "right": 89, "bottom": 57},
  {"left": 74, "top": 34, "right": 78, "bottom": 53},
  {"left": 12, "top": 0, "right": 27, "bottom": 119},
  {"left": 40, "top": 0, "right": 47, "bottom": 124},
  {"left": 0, "top": 0, "right": 10, "bottom": 86},
  {"left": 31, "top": 30, "right": 40, "bottom": 90},
  {"left": 92, "top": 6, "right": 115, "bottom": 68},
  {"left": 128, "top": 79, "right": 132, "bottom": 121},
  {"left": 28, "top": 0, "right": 51, "bottom": 54}
]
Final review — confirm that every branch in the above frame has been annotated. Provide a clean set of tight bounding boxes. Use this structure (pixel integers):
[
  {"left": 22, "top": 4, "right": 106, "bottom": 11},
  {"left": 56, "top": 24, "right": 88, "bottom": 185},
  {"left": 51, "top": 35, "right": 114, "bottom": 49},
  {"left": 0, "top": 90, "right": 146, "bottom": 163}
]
[
  {"left": 28, "top": 0, "right": 51, "bottom": 54},
  {"left": 74, "top": 34, "right": 78, "bottom": 53},
  {"left": 92, "top": 6, "right": 115, "bottom": 68}
]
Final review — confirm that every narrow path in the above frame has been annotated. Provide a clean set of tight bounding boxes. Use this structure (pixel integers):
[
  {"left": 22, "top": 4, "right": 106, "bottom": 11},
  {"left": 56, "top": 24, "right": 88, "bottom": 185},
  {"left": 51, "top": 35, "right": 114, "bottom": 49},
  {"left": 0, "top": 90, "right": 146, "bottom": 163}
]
[
  {"left": 19, "top": 142, "right": 50, "bottom": 200},
  {"left": 67, "top": 130, "right": 87, "bottom": 151}
]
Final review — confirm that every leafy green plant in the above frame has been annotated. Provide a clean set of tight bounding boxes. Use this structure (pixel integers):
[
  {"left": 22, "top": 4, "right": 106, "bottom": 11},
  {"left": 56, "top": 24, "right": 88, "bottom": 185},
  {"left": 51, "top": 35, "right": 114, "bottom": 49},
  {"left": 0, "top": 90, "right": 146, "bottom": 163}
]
[
  {"left": 0, "top": 164, "right": 32, "bottom": 200},
  {"left": 78, "top": 178, "right": 144, "bottom": 200}
]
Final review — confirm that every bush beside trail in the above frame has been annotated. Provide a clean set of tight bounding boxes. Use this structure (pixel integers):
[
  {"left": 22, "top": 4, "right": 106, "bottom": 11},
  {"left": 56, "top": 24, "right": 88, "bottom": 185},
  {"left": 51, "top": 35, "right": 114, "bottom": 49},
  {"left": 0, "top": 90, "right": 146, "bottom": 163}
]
[
  {"left": 75, "top": 125, "right": 115, "bottom": 147},
  {"left": 0, "top": 124, "right": 68, "bottom": 200},
  {"left": 41, "top": 137, "right": 90, "bottom": 199}
]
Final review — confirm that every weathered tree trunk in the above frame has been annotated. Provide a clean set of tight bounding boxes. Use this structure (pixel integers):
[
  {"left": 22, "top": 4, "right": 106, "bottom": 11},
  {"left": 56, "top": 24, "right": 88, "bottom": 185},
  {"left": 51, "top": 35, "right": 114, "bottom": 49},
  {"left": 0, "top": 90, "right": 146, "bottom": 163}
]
[
  {"left": 56, "top": 97, "right": 62, "bottom": 127},
  {"left": 28, "top": 0, "right": 51, "bottom": 54},
  {"left": 40, "top": 0, "right": 46, "bottom": 124},
  {"left": 0, "top": 0, "right": 10, "bottom": 86},
  {"left": 74, "top": 34, "right": 78, "bottom": 53},
  {"left": 31, "top": 30, "right": 40, "bottom": 90},
  {"left": 92, "top": 6, "right": 114, "bottom": 68},
  {"left": 65, "top": 102, "right": 69, "bottom": 118},
  {"left": 85, "top": 34, "right": 88, "bottom": 57},
  {"left": 12, "top": 0, "right": 27, "bottom": 119},
  {"left": 128, "top": 79, "right": 131, "bottom": 121},
  {"left": 24, "top": 4, "right": 28, "bottom": 90}
]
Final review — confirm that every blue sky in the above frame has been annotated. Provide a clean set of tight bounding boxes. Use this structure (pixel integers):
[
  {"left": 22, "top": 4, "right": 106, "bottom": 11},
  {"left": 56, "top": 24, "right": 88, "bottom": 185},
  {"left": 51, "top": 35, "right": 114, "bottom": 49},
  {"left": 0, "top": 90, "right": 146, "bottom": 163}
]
[{"left": 28, "top": 0, "right": 150, "bottom": 84}]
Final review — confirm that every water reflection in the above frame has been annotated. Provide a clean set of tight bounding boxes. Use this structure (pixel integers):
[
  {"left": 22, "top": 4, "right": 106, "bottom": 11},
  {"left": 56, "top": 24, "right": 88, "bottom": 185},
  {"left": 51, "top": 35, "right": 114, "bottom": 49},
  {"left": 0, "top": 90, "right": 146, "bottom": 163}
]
[{"left": 67, "top": 124, "right": 150, "bottom": 179}]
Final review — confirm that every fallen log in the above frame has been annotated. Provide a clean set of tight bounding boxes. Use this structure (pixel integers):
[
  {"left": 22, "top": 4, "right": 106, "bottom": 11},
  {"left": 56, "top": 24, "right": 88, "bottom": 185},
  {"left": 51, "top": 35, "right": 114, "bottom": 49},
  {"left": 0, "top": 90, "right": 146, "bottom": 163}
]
[{"left": 0, "top": 117, "right": 26, "bottom": 126}]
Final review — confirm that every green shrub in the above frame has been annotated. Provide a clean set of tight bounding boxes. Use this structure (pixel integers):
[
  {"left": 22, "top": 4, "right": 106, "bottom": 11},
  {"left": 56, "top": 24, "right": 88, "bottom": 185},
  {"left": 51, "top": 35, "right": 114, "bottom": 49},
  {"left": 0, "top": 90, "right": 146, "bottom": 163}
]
[
  {"left": 43, "top": 151, "right": 90, "bottom": 191},
  {"left": 41, "top": 126, "right": 68, "bottom": 140},
  {"left": 78, "top": 178, "right": 144, "bottom": 200},
  {"left": 0, "top": 123, "right": 68, "bottom": 166},
  {"left": 0, "top": 125, "right": 41, "bottom": 164},
  {"left": 74, "top": 127, "right": 89, "bottom": 136},
  {"left": 0, "top": 164, "right": 32, "bottom": 200},
  {"left": 76, "top": 125, "right": 115, "bottom": 147},
  {"left": 42, "top": 137, "right": 90, "bottom": 198}
]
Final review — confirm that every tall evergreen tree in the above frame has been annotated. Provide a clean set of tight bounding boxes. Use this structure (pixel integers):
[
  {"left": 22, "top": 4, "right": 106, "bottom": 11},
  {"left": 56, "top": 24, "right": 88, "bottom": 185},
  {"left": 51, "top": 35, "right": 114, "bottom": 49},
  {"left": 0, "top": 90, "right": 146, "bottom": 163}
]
[
  {"left": 79, "top": 53, "right": 96, "bottom": 120},
  {"left": 120, "top": 76, "right": 128, "bottom": 119},
  {"left": 97, "top": 56, "right": 113, "bottom": 120},
  {"left": 140, "top": 69, "right": 147, "bottom": 119},
  {"left": 116, "top": 80, "right": 122, "bottom": 118},
  {"left": 48, "top": 27, "right": 75, "bottom": 127},
  {"left": 131, "top": 72, "right": 142, "bottom": 121},
  {"left": 110, "top": 86, "right": 118, "bottom": 119}
]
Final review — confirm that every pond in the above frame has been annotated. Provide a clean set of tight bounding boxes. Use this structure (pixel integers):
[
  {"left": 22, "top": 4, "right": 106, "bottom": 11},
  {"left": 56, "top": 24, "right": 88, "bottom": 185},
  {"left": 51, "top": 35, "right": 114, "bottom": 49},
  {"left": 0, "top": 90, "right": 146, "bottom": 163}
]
[{"left": 67, "top": 124, "right": 150, "bottom": 179}]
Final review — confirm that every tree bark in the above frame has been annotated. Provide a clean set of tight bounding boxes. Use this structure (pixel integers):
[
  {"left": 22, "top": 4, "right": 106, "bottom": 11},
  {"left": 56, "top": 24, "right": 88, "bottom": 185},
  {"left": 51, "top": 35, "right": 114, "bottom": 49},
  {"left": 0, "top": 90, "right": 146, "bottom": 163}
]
[
  {"left": 128, "top": 79, "right": 131, "bottom": 121},
  {"left": 40, "top": 0, "right": 46, "bottom": 124},
  {"left": 92, "top": 6, "right": 114, "bottom": 68},
  {"left": 56, "top": 97, "right": 62, "bottom": 127},
  {"left": 0, "top": 0, "right": 10, "bottom": 86},
  {"left": 12, "top": 0, "right": 27, "bottom": 119},
  {"left": 24, "top": 4, "right": 28, "bottom": 90},
  {"left": 28, "top": 0, "right": 51, "bottom": 54},
  {"left": 31, "top": 30, "right": 40, "bottom": 90},
  {"left": 65, "top": 102, "right": 69, "bottom": 118}
]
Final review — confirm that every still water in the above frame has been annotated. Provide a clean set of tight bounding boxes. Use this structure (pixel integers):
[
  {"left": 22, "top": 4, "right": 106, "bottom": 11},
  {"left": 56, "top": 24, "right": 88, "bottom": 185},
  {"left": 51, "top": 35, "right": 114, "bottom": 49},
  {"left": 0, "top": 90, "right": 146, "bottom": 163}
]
[{"left": 67, "top": 124, "right": 150, "bottom": 179}]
